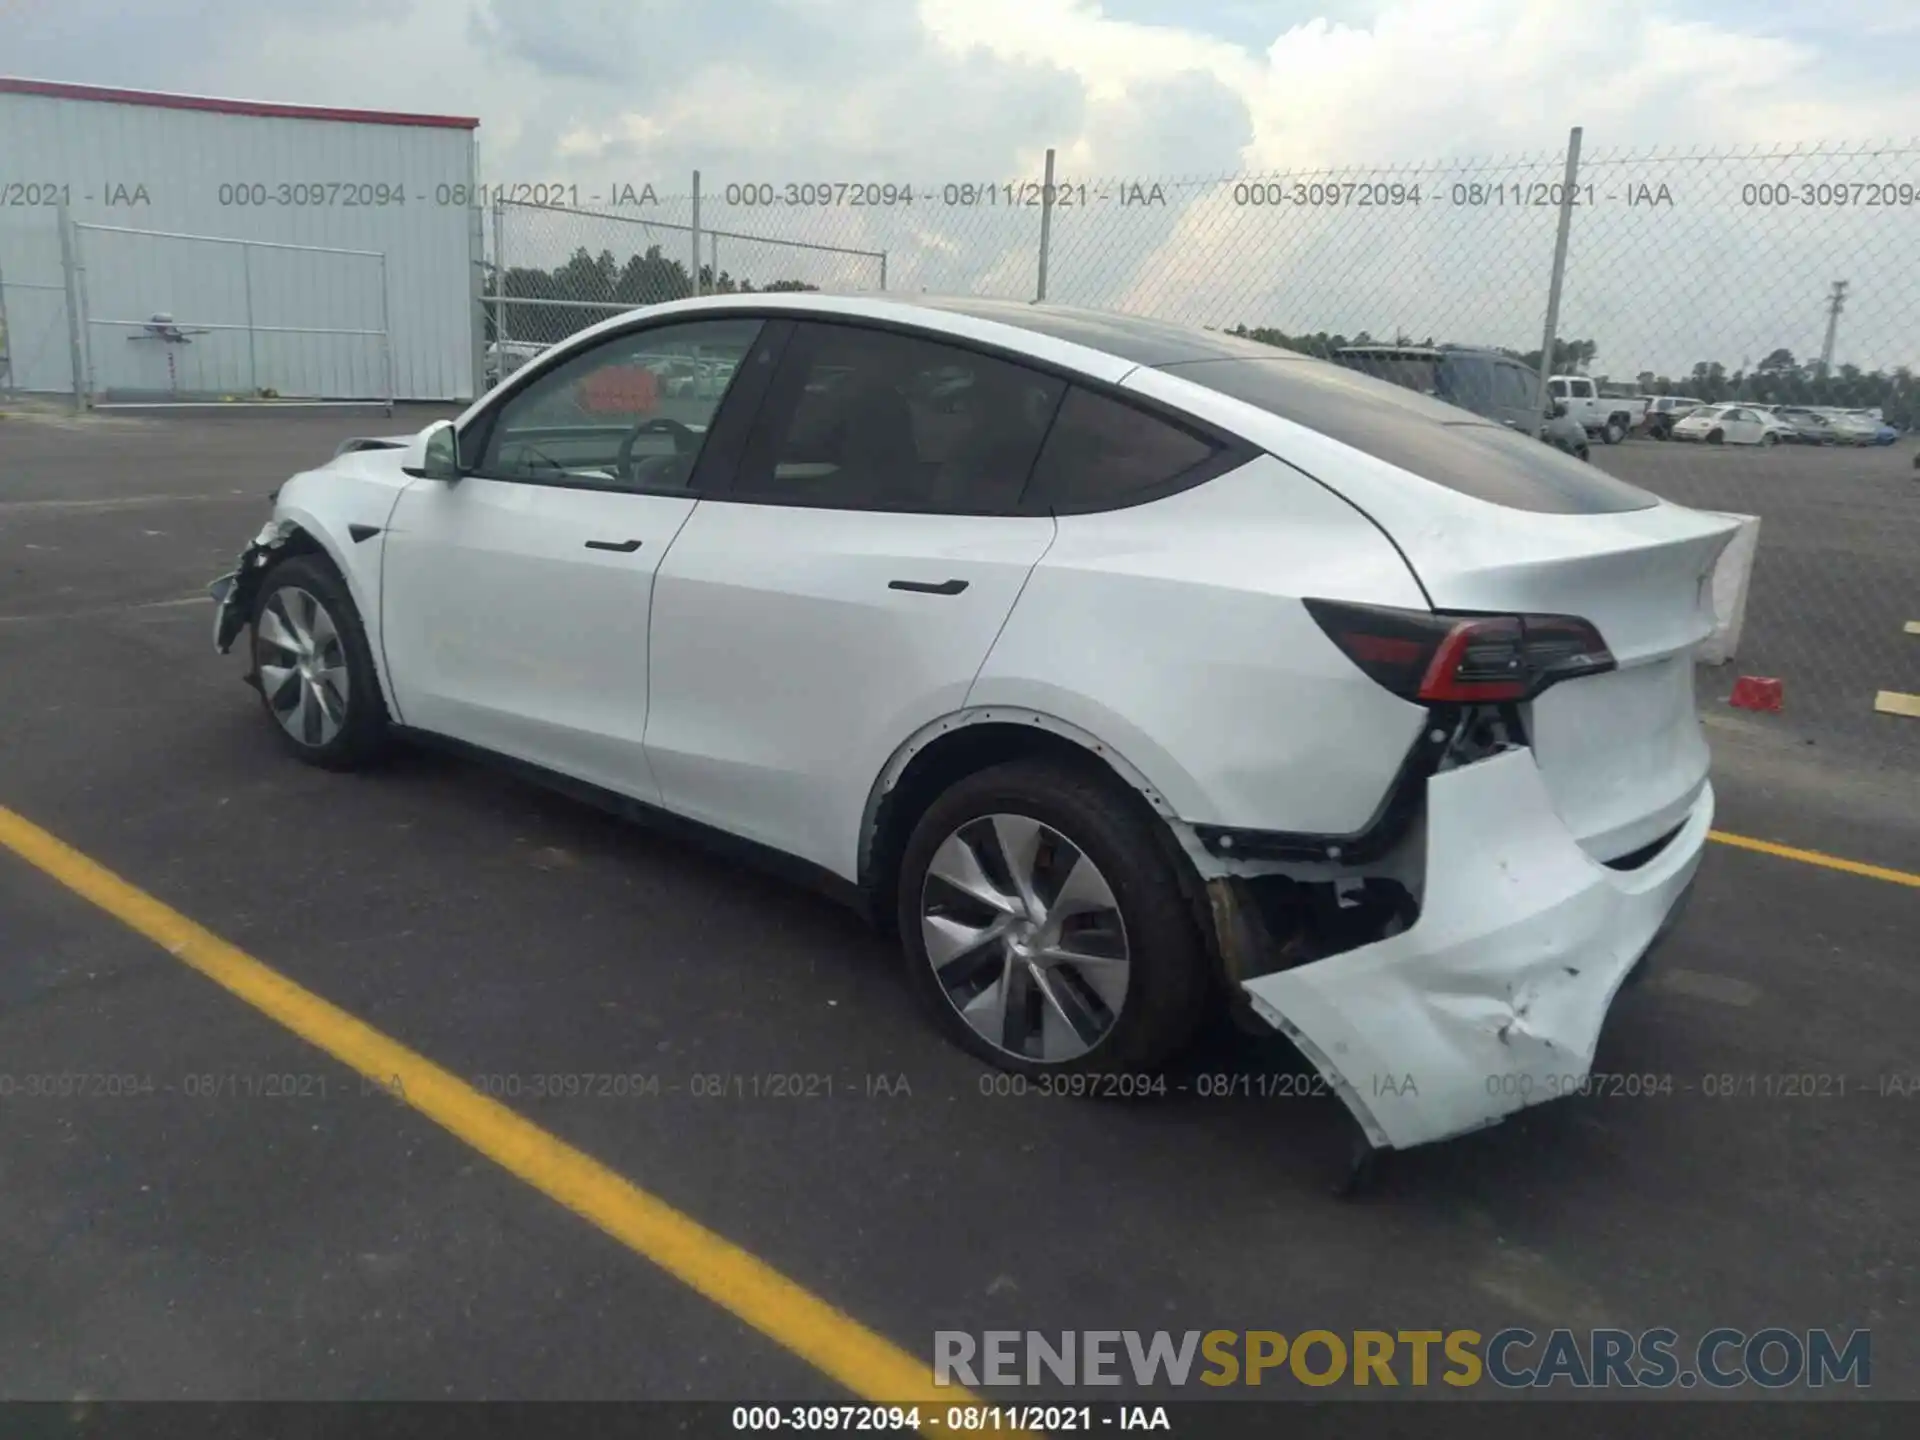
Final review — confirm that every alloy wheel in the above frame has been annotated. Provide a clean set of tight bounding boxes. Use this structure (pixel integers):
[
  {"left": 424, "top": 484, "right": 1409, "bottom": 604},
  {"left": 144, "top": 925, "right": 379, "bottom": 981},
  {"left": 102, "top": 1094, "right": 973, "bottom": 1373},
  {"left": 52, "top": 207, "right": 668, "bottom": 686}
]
[
  {"left": 256, "top": 585, "right": 351, "bottom": 748},
  {"left": 920, "top": 812, "right": 1131, "bottom": 1063}
]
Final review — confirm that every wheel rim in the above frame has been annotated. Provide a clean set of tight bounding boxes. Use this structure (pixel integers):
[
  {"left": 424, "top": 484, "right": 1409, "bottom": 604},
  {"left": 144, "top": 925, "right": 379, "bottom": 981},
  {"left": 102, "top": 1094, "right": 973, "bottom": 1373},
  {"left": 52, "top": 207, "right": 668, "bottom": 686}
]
[
  {"left": 920, "top": 813, "right": 1131, "bottom": 1063},
  {"left": 256, "top": 585, "right": 350, "bottom": 748}
]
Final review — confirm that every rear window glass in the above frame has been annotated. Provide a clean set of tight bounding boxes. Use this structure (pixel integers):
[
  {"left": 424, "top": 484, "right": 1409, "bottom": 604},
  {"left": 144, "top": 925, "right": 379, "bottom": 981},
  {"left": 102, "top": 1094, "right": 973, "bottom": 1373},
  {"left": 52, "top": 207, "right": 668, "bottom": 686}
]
[
  {"left": 1335, "top": 353, "right": 1441, "bottom": 396},
  {"left": 1024, "top": 386, "right": 1222, "bottom": 510},
  {"left": 1155, "top": 357, "right": 1659, "bottom": 514}
]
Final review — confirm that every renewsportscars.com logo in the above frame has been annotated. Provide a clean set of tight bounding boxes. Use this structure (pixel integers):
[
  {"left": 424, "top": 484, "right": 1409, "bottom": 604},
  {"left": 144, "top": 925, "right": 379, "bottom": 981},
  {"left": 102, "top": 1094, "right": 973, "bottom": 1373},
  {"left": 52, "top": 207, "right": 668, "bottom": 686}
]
[{"left": 933, "top": 1328, "right": 1871, "bottom": 1390}]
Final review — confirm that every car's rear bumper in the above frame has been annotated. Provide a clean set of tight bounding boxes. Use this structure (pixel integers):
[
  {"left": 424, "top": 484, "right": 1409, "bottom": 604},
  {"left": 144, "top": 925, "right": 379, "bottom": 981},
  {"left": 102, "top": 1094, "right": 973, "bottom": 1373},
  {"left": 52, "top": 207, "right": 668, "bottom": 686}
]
[{"left": 1240, "top": 746, "right": 1710, "bottom": 1152}]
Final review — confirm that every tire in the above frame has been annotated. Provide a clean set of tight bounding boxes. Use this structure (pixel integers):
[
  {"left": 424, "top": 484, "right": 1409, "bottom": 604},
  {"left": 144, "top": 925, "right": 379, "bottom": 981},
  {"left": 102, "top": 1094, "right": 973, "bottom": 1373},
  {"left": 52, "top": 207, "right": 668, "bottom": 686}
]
[
  {"left": 896, "top": 758, "right": 1210, "bottom": 1076},
  {"left": 1762, "top": 432, "right": 1777, "bottom": 447},
  {"left": 249, "top": 553, "right": 389, "bottom": 770},
  {"left": 1602, "top": 417, "right": 1626, "bottom": 445},
  {"left": 1653, "top": 426, "right": 1670, "bottom": 442},
  {"left": 1707, "top": 429, "right": 1725, "bottom": 445},
  {"left": 1576, "top": 444, "right": 1591, "bottom": 462}
]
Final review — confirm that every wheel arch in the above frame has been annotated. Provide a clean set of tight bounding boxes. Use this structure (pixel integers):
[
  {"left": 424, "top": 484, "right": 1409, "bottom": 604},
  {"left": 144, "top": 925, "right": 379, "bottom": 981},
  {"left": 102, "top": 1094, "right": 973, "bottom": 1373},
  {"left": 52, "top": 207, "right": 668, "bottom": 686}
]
[
  {"left": 858, "top": 709, "right": 1208, "bottom": 939},
  {"left": 248, "top": 508, "right": 402, "bottom": 723}
]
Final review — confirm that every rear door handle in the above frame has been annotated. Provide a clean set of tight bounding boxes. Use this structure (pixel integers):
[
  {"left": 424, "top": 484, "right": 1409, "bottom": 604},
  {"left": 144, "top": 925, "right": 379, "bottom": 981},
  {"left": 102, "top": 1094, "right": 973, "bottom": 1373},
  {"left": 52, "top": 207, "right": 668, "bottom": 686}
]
[
  {"left": 888, "top": 578, "right": 968, "bottom": 596},
  {"left": 584, "top": 538, "right": 642, "bottom": 553}
]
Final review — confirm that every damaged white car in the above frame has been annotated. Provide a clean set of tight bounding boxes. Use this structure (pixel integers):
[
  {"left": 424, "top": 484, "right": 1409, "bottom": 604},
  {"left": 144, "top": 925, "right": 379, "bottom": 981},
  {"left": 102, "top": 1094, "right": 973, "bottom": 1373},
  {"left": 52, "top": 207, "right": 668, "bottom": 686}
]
[{"left": 210, "top": 294, "right": 1732, "bottom": 1160}]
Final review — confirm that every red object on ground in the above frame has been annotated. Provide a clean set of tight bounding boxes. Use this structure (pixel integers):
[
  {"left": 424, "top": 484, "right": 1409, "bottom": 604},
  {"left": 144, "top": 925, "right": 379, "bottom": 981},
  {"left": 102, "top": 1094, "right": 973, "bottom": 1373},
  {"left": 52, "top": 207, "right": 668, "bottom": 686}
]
[{"left": 1729, "top": 675, "right": 1784, "bottom": 712}]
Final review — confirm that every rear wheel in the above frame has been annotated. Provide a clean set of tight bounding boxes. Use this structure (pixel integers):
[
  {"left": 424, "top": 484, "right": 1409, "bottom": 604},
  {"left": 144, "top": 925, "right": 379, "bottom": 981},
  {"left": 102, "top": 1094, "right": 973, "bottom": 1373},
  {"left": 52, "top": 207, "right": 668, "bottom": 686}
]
[
  {"left": 250, "top": 554, "right": 388, "bottom": 769},
  {"left": 896, "top": 759, "right": 1210, "bottom": 1075}
]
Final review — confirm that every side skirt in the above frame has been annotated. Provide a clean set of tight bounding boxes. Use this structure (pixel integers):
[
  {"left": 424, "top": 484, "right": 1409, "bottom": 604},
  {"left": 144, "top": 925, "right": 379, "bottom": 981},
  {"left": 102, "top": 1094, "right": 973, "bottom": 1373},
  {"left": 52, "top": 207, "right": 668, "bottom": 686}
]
[{"left": 390, "top": 727, "right": 878, "bottom": 925}]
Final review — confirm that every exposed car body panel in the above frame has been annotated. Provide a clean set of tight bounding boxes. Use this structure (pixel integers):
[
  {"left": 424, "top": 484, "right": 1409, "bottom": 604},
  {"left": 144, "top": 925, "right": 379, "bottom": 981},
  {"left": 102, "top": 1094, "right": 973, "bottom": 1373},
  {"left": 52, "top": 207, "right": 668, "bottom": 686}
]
[
  {"left": 969, "top": 455, "right": 1433, "bottom": 836},
  {"left": 1242, "top": 745, "right": 1711, "bottom": 1151}
]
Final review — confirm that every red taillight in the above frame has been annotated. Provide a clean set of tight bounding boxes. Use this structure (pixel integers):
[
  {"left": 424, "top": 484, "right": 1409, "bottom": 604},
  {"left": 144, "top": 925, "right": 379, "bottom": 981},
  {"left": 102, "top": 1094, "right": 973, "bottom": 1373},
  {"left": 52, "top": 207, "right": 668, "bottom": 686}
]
[{"left": 1304, "top": 599, "right": 1616, "bottom": 704}]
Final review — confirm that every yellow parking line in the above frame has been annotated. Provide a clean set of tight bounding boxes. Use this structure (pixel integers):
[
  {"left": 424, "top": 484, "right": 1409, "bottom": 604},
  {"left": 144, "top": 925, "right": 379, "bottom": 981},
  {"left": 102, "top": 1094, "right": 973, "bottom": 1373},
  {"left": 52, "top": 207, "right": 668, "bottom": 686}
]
[
  {"left": 1710, "top": 829, "right": 1920, "bottom": 889},
  {"left": 1904, "top": 621, "right": 1920, "bottom": 636},
  {"left": 1874, "top": 691, "right": 1920, "bottom": 720},
  {"left": 0, "top": 802, "right": 990, "bottom": 1413}
]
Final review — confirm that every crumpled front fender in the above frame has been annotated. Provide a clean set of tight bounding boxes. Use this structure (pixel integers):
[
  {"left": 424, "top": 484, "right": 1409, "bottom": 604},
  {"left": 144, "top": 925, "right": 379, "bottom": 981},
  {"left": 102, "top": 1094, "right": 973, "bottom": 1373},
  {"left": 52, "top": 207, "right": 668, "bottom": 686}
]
[
  {"left": 210, "top": 518, "right": 299, "bottom": 654},
  {"left": 1241, "top": 746, "right": 1711, "bottom": 1152}
]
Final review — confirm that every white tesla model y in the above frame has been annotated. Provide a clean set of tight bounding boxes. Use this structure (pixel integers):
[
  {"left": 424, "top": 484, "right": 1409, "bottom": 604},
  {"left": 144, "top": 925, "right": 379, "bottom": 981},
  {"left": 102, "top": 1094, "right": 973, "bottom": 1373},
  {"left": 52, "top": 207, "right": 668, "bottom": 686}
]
[{"left": 210, "top": 294, "right": 1733, "bottom": 1156}]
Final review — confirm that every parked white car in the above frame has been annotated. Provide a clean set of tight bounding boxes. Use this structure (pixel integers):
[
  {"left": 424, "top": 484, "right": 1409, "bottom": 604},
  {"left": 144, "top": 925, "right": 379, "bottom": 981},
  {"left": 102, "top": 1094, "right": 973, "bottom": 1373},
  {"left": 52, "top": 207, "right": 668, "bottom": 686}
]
[
  {"left": 1671, "top": 403, "right": 1782, "bottom": 445},
  {"left": 1640, "top": 395, "right": 1706, "bottom": 440},
  {"left": 1548, "top": 376, "right": 1645, "bottom": 444},
  {"left": 208, "top": 294, "right": 1732, "bottom": 1158}
]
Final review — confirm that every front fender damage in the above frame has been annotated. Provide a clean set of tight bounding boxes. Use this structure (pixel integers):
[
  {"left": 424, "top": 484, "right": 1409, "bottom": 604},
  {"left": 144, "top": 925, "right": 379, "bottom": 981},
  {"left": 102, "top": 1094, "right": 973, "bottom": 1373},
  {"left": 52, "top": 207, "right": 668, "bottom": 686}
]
[
  {"left": 1223, "top": 747, "right": 1710, "bottom": 1153},
  {"left": 210, "top": 517, "right": 300, "bottom": 655}
]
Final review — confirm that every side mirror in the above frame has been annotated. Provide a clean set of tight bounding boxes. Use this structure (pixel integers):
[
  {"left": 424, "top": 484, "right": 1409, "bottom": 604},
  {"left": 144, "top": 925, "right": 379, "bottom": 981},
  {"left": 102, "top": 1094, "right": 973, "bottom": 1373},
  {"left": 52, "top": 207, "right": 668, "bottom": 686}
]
[{"left": 401, "top": 419, "right": 462, "bottom": 481}]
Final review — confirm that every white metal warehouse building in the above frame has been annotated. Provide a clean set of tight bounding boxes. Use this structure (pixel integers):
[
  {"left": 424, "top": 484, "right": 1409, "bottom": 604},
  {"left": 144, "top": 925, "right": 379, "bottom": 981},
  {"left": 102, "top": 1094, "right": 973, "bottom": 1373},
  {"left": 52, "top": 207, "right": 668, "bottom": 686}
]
[{"left": 0, "top": 77, "right": 481, "bottom": 403}]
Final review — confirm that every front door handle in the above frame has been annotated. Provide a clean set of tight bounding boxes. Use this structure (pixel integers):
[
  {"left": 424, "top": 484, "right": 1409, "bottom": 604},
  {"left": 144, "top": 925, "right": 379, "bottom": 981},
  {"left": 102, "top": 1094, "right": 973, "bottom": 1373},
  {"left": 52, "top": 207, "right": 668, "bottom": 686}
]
[
  {"left": 889, "top": 578, "right": 968, "bottom": 596},
  {"left": 585, "top": 538, "right": 643, "bottom": 553}
]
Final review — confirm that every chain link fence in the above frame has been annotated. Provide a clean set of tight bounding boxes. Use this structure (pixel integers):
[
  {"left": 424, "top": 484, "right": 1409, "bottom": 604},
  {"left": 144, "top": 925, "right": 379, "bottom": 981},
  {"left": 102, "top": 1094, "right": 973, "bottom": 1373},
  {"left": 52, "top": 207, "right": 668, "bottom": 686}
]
[{"left": 486, "top": 135, "right": 1919, "bottom": 768}]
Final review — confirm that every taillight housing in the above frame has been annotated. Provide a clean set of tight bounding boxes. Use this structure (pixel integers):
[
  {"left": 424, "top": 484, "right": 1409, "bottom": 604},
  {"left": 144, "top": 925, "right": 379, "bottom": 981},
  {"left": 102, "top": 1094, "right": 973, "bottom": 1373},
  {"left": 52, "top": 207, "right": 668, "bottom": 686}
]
[{"left": 1304, "top": 599, "right": 1616, "bottom": 704}]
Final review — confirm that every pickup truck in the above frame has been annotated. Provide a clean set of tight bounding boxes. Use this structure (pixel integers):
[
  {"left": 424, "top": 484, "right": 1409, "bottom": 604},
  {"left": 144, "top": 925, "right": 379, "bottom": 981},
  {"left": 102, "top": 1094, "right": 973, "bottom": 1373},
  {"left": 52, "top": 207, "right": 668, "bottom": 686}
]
[{"left": 1546, "top": 375, "right": 1646, "bottom": 444}]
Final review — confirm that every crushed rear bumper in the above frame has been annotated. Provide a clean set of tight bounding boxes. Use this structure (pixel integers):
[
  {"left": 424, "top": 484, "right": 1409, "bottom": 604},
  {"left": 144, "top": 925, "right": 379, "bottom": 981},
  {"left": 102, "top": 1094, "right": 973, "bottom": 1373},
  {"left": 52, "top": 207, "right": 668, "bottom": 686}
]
[{"left": 1240, "top": 746, "right": 1710, "bottom": 1152}]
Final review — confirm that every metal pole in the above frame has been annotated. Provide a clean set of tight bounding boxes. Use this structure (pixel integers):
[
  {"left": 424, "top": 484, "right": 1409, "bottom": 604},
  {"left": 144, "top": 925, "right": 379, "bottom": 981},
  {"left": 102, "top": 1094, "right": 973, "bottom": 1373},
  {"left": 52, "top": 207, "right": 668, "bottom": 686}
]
[
  {"left": 242, "top": 243, "right": 258, "bottom": 397},
  {"left": 1532, "top": 126, "right": 1583, "bottom": 435},
  {"left": 468, "top": 131, "right": 486, "bottom": 400},
  {"left": 1036, "top": 148, "right": 1056, "bottom": 303},
  {"left": 690, "top": 170, "right": 702, "bottom": 297},
  {"left": 56, "top": 201, "right": 88, "bottom": 411},
  {"left": 879, "top": 250, "right": 888, "bottom": 292},
  {"left": 0, "top": 258, "right": 13, "bottom": 398},
  {"left": 1817, "top": 280, "right": 1847, "bottom": 377},
  {"left": 492, "top": 200, "right": 508, "bottom": 381},
  {"left": 379, "top": 252, "right": 395, "bottom": 417},
  {"left": 710, "top": 231, "right": 718, "bottom": 291}
]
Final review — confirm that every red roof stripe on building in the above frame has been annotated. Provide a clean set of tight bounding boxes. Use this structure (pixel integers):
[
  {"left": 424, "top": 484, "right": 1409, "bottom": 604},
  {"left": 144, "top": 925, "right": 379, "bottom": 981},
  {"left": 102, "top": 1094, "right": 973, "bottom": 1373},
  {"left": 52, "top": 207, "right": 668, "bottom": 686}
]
[{"left": 0, "top": 76, "right": 479, "bottom": 129}]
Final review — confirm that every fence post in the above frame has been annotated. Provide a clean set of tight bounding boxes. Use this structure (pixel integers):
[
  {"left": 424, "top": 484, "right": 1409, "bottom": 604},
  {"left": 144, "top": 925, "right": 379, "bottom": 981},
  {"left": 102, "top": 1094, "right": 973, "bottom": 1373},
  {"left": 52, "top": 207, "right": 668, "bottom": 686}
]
[
  {"left": 1532, "top": 126, "right": 1583, "bottom": 433},
  {"left": 492, "top": 199, "right": 508, "bottom": 376},
  {"left": 378, "top": 251, "right": 395, "bottom": 417},
  {"left": 710, "top": 231, "right": 719, "bottom": 291},
  {"left": 0, "top": 257, "right": 12, "bottom": 398},
  {"left": 242, "top": 243, "right": 258, "bottom": 397},
  {"left": 690, "top": 170, "right": 702, "bottom": 297},
  {"left": 879, "top": 250, "right": 888, "bottom": 292},
  {"left": 56, "top": 200, "right": 88, "bottom": 411},
  {"left": 1036, "top": 147, "right": 1056, "bottom": 302}
]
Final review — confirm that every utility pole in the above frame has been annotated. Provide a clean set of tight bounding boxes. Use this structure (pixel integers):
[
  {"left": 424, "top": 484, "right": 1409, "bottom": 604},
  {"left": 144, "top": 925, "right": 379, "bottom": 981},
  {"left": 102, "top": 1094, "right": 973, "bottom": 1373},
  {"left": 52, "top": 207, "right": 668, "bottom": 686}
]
[{"left": 1817, "top": 280, "right": 1848, "bottom": 377}]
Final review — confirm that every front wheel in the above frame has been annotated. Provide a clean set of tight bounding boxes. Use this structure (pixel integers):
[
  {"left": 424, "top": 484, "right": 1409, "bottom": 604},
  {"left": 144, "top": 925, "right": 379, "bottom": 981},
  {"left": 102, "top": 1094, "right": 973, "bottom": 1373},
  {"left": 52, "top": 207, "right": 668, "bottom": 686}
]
[
  {"left": 1762, "top": 432, "right": 1777, "bottom": 447},
  {"left": 1707, "top": 429, "right": 1725, "bottom": 445},
  {"left": 250, "top": 554, "right": 389, "bottom": 769},
  {"left": 896, "top": 759, "right": 1210, "bottom": 1075},
  {"left": 1603, "top": 417, "right": 1626, "bottom": 445}
]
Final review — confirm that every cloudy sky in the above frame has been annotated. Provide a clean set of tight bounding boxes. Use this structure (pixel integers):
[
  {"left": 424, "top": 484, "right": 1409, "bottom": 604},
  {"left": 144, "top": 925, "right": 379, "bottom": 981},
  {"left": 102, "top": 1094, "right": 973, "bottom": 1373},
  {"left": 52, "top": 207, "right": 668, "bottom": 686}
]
[{"left": 6, "top": 0, "right": 1920, "bottom": 375}]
